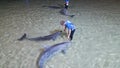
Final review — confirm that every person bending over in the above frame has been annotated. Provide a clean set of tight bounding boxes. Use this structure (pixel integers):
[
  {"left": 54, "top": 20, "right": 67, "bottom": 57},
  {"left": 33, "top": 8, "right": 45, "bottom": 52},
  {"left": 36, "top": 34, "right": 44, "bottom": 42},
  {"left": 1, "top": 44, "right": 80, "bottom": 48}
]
[{"left": 60, "top": 20, "right": 76, "bottom": 41}]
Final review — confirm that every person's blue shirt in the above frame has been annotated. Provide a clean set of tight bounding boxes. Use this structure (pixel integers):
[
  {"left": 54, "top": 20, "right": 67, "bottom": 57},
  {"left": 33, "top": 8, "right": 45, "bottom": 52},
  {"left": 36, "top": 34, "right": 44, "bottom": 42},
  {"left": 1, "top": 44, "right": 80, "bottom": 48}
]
[
  {"left": 65, "top": 0, "right": 69, "bottom": 2},
  {"left": 65, "top": 20, "right": 75, "bottom": 31}
]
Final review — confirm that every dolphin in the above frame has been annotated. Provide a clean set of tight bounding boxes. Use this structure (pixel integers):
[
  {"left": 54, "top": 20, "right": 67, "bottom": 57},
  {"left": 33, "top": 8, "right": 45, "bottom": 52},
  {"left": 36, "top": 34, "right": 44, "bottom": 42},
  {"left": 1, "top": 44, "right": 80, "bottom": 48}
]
[
  {"left": 18, "top": 31, "right": 62, "bottom": 41},
  {"left": 38, "top": 41, "right": 71, "bottom": 68},
  {"left": 60, "top": 8, "right": 75, "bottom": 18},
  {"left": 42, "top": 5, "right": 61, "bottom": 9}
]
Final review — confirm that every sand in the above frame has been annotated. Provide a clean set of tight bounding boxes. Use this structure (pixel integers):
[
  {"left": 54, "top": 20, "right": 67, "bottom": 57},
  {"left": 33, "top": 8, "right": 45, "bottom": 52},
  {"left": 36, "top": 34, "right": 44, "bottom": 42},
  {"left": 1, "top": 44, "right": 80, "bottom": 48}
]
[{"left": 0, "top": 0, "right": 120, "bottom": 68}]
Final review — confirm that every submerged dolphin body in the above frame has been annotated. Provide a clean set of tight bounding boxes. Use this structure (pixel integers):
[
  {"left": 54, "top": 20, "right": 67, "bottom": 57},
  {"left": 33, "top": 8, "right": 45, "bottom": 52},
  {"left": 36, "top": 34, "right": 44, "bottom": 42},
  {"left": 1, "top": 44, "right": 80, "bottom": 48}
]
[
  {"left": 38, "top": 42, "right": 71, "bottom": 68},
  {"left": 18, "top": 31, "right": 62, "bottom": 41},
  {"left": 60, "top": 8, "right": 75, "bottom": 18}
]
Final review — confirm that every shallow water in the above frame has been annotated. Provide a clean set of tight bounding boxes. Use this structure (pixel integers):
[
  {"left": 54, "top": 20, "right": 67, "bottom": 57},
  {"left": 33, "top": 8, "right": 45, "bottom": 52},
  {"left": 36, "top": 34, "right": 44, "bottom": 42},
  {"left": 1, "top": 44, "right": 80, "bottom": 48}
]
[{"left": 0, "top": 0, "right": 120, "bottom": 68}]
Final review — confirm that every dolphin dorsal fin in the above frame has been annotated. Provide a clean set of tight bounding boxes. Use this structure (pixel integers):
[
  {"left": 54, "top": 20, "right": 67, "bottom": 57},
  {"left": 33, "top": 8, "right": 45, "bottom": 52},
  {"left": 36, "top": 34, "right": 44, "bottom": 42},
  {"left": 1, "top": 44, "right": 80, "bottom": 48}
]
[{"left": 61, "top": 50, "right": 66, "bottom": 54}]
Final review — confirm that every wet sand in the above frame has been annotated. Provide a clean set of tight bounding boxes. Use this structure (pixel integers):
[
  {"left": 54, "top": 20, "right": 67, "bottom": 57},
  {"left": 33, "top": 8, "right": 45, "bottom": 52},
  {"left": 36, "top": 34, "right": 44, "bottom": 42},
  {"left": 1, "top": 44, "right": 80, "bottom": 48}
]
[{"left": 0, "top": 0, "right": 120, "bottom": 68}]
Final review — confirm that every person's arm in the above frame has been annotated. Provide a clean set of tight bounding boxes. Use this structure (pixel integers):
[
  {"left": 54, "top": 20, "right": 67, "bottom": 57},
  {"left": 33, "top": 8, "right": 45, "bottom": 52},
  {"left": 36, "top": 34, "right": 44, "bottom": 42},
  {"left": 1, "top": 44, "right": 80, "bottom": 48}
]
[{"left": 64, "top": 26, "right": 66, "bottom": 31}]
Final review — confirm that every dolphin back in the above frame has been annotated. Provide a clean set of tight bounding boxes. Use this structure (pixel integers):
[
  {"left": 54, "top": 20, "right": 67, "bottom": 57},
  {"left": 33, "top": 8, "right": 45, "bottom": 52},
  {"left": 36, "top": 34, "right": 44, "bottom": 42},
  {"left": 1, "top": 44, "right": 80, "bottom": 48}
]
[
  {"left": 60, "top": 8, "right": 68, "bottom": 15},
  {"left": 60, "top": 8, "right": 75, "bottom": 18},
  {"left": 27, "top": 31, "right": 61, "bottom": 41}
]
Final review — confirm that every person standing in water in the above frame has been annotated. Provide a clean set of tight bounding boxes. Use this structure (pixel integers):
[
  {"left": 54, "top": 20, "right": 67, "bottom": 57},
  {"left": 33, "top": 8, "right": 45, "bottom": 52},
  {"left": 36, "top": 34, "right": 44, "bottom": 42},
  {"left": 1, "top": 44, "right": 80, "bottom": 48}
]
[
  {"left": 60, "top": 20, "right": 76, "bottom": 41},
  {"left": 64, "top": 0, "right": 69, "bottom": 9}
]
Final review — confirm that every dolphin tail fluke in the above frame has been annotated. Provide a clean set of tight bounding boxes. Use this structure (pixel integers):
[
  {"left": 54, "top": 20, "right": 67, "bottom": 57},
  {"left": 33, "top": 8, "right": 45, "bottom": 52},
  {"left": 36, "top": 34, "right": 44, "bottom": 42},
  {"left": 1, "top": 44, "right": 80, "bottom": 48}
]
[
  {"left": 70, "top": 15, "right": 75, "bottom": 18},
  {"left": 18, "top": 33, "right": 27, "bottom": 41}
]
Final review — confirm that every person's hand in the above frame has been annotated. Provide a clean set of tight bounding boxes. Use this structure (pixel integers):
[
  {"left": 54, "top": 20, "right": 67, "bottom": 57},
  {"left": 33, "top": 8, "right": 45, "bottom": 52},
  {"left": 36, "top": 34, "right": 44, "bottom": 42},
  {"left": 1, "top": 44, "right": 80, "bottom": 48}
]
[{"left": 64, "top": 29, "right": 66, "bottom": 31}]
